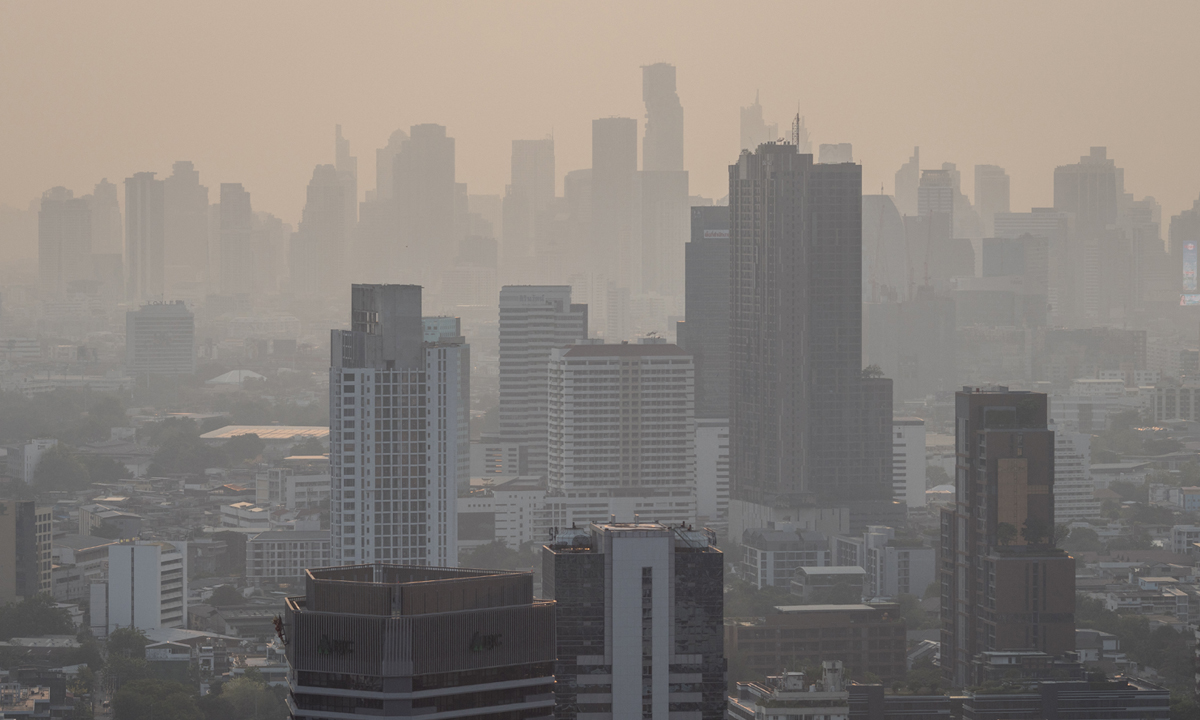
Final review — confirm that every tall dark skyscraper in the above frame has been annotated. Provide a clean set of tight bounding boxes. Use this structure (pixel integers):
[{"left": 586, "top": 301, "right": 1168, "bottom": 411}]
[
  {"left": 590, "top": 117, "right": 638, "bottom": 285},
  {"left": 38, "top": 187, "right": 91, "bottom": 298},
  {"left": 291, "top": 165, "right": 345, "bottom": 301},
  {"left": 642, "top": 62, "right": 683, "bottom": 172},
  {"left": 163, "top": 161, "right": 209, "bottom": 292},
  {"left": 1054, "top": 146, "right": 1123, "bottom": 239},
  {"left": 728, "top": 144, "right": 893, "bottom": 531},
  {"left": 218, "top": 183, "right": 253, "bottom": 296},
  {"left": 940, "top": 388, "right": 1075, "bottom": 687},
  {"left": 393, "top": 123, "right": 456, "bottom": 283},
  {"left": 677, "top": 206, "right": 730, "bottom": 419},
  {"left": 124, "top": 172, "right": 165, "bottom": 302}
]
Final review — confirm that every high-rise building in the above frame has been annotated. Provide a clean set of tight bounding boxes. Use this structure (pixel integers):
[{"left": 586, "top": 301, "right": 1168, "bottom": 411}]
[
  {"left": 93, "top": 540, "right": 188, "bottom": 637},
  {"left": 126, "top": 300, "right": 195, "bottom": 375},
  {"left": 498, "top": 286, "right": 588, "bottom": 476},
  {"left": 88, "top": 178, "right": 123, "bottom": 256},
  {"left": 893, "top": 147, "right": 919, "bottom": 217},
  {"left": 1169, "top": 195, "right": 1200, "bottom": 295},
  {"left": 739, "top": 91, "right": 778, "bottom": 152},
  {"left": 818, "top": 143, "right": 853, "bottom": 164},
  {"left": 219, "top": 183, "right": 254, "bottom": 296},
  {"left": 329, "top": 285, "right": 462, "bottom": 567},
  {"left": 677, "top": 206, "right": 730, "bottom": 419},
  {"left": 994, "top": 208, "right": 1075, "bottom": 325},
  {"left": 590, "top": 118, "right": 638, "bottom": 286},
  {"left": 38, "top": 187, "right": 91, "bottom": 298},
  {"left": 1051, "top": 422, "right": 1100, "bottom": 522},
  {"left": 163, "top": 161, "right": 209, "bottom": 292},
  {"left": 502, "top": 138, "right": 555, "bottom": 281},
  {"left": 291, "top": 165, "right": 345, "bottom": 301},
  {"left": 917, "top": 168, "right": 955, "bottom": 221},
  {"left": 335, "top": 124, "right": 358, "bottom": 232},
  {"left": 0, "top": 501, "right": 52, "bottom": 604},
  {"left": 639, "top": 169, "right": 689, "bottom": 299},
  {"left": 728, "top": 143, "right": 894, "bottom": 532},
  {"left": 393, "top": 124, "right": 456, "bottom": 283},
  {"left": 284, "top": 565, "right": 555, "bottom": 720},
  {"left": 543, "top": 522, "right": 726, "bottom": 720},
  {"left": 974, "top": 164, "right": 1010, "bottom": 238},
  {"left": 892, "top": 417, "right": 926, "bottom": 509},
  {"left": 374, "top": 128, "right": 408, "bottom": 203},
  {"left": 124, "top": 172, "right": 165, "bottom": 302},
  {"left": 423, "top": 317, "right": 471, "bottom": 492},
  {"left": 940, "top": 388, "right": 1075, "bottom": 687},
  {"left": 695, "top": 417, "right": 730, "bottom": 531},
  {"left": 546, "top": 338, "right": 697, "bottom": 525},
  {"left": 1054, "top": 146, "right": 1123, "bottom": 239},
  {"left": 642, "top": 62, "right": 683, "bottom": 172}
]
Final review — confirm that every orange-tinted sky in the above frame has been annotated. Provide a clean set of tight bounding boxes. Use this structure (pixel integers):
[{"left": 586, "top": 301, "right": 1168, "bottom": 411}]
[{"left": 3, "top": 1, "right": 1199, "bottom": 225}]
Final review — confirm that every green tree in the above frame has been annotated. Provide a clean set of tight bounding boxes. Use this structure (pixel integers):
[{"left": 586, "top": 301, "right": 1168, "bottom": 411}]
[
  {"left": 288, "top": 436, "right": 326, "bottom": 456},
  {"left": 149, "top": 423, "right": 225, "bottom": 475},
  {"left": 223, "top": 434, "right": 266, "bottom": 465},
  {"left": 996, "top": 522, "right": 1018, "bottom": 546},
  {"left": 80, "top": 455, "right": 130, "bottom": 484},
  {"left": 0, "top": 595, "right": 74, "bottom": 640},
  {"left": 861, "top": 364, "right": 884, "bottom": 379},
  {"left": 33, "top": 443, "right": 90, "bottom": 491},
  {"left": 724, "top": 578, "right": 795, "bottom": 618},
  {"left": 107, "top": 627, "right": 148, "bottom": 659},
  {"left": 111, "top": 679, "right": 201, "bottom": 720},
  {"left": 220, "top": 676, "right": 287, "bottom": 720}
]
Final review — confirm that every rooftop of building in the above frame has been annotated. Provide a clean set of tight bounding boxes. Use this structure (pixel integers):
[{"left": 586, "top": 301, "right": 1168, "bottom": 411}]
[
  {"left": 200, "top": 425, "right": 328, "bottom": 441},
  {"left": 248, "top": 530, "right": 329, "bottom": 542},
  {"left": 546, "top": 522, "right": 718, "bottom": 553},
  {"left": 772, "top": 603, "right": 897, "bottom": 614},
  {"left": 559, "top": 342, "right": 689, "bottom": 358},
  {"left": 796, "top": 566, "right": 867, "bottom": 576},
  {"left": 892, "top": 416, "right": 926, "bottom": 425}
]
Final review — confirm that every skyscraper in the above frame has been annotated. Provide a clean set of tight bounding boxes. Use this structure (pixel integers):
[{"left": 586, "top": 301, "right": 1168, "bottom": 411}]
[
  {"left": 502, "top": 137, "right": 555, "bottom": 281},
  {"left": 38, "top": 187, "right": 91, "bottom": 298},
  {"left": 88, "top": 178, "right": 123, "bottom": 256},
  {"left": 543, "top": 522, "right": 725, "bottom": 720},
  {"left": 126, "top": 300, "right": 195, "bottom": 375},
  {"left": 163, "top": 161, "right": 209, "bottom": 292},
  {"left": 334, "top": 124, "right": 358, "bottom": 232},
  {"left": 677, "top": 206, "right": 730, "bottom": 419},
  {"left": 393, "top": 124, "right": 456, "bottom": 283},
  {"left": 728, "top": 143, "right": 893, "bottom": 533},
  {"left": 1169, "top": 195, "right": 1200, "bottom": 295},
  {"left": 590, "top": 118, "right": 638, "bottom": 286},
  {"left": 642, "top": 62, "right": 683, "bottom": 172},
  {"left": 974, "top": 164, "right": 1011, "bottom": 238},
  {"left": 329, "top": 285, "right": 462, "bottom": 567},
  {"left": 291, "top": 165, "right": 345, "bottom": 301},
  {"left": 0, "top": 501, "right": 52, "bottom": 605},
  {"left": 498, "top": 286, "right": 588, "bottom": 476},
  {"left": 893, "top": 147, "right": 920, "bottom": 216},
  {"left": 124, "top": 172, "right": 165, "bottom": 302},
  {"left": 739, "top": 91, "right": 778, "bottom": 152},
  {"left": 218, "top": 183, "right": 253, "bottom": 296},
  {"left": 940, "top": 388, "right": 1075, "bottom": 687},
  {"left": 546, "top": 338, "right": 697, "bottom": 525},
  {"left": 1054, "top": 146, "right": 1123, "bottom": 239}
]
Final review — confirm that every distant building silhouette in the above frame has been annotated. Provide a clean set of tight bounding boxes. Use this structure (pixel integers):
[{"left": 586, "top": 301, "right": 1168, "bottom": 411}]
[
  {"left": 38, "top": 187, "right": 91, "bottom": 298},
  {"left": 163, "top": 161, "right": 209, "bottom": 294},
  {"left": 642, "top": 62, "right": 684, "bottom": 172},
  {"left": 590, "top": 118, "right": 638, "bottom": 288},
  {"left": 893, "top": 146, "right": 919, "bottom": 216},
  {"left": 124, "top": 172, "right": 165, "bottom": 302},
  {"left": 974, "top": 164, "right": 1010, "bottom": 237},
  {"left": 739, "top": 91, "right": 778, "bottom": 152},
  {"left": 218, "top": 183, "right": 253, "bottom": 296},
  {"left": 818, "top": 143, "right": 852, "bottom": 164},
  {"left": 1054, "top": 146, "right": 1122, "bottom": 239},
  {"left": 290, "top": 165, "right": 345, "bottom": 300},
  {"left": 334, "top": 124, "right": 357, "bottom": 233},
  {"left": 393, "top": 124, "right": 456, "bottom": 284},
  {"left": 126, "top": 300, "right": 195, "bottom": 375},
  {"left": 502, "top": 137, "right": 555, "bottom": 282},
  {"left": 677, "top": 206, "right": 730, "bottom": 420},
  {"left": 87, "top": 178, "right": 123, "bottom": 256},
  {"left": 1170, "top": 195, "right": 1200, "bottom": 294}
]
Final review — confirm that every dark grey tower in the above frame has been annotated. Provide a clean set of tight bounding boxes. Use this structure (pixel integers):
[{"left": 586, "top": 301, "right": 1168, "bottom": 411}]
[
  {"left": 590, "top": 118, "right": 637, "bottom": 284},
  {"left": 642, "top": 62, "right": 683, "bottom": 172},
  {"left": 728, "top": 144, "right": 893, "bottom": 525},
  {"left": 124, "top": 172, "right": 165, "bottom": 302},
  {"left": 163, "top": 161, "right": 209, "bottom": 292},
  {"left": 218, "top": 183, "right": 253, "bottom": 296},
  {"left": 38, "top": 187, "right": 91, "bottom": 298},
  {"left": 677, "top": 206, "right": 730, "bottom": 419}
]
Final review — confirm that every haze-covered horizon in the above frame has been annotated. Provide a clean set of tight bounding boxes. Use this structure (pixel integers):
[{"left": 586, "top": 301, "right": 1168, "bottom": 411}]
[{"left": 4, "top": 0, "right": 1200, "bottom": 224}]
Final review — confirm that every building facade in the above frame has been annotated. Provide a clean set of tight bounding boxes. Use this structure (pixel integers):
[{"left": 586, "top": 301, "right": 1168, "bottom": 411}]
[
  {"left": 126, "top": 301, "right": 195, "bottom": 375},
  {"left": 0, "top": 501, "right": 52, "bottom": 604},
  {"left": 728, "top": 143, "right": 893, "bottom": 532},
  {"left": 498, "top": 286, "right": 588, "bottom": 476},
  {"left": 245, "top": 531, "right": 331, "bottom": 586},
  {"left": 95, "top": 540, "right": 188, "bottom": 637},
  {"left": 940, "top": 388, "right": 1076, "bottom": 687},
  {"left": 284, "top": 565, "right": 555, "bottom": 720},
  {"left": 330, "top": 284, "right": 461, "bottom": 567},
  {"left": 677, "top": 206, "right": 731, "bottom": 420},
  {"left": 892, "top": 417, "right": 926, "bottom": 509},
  {"left": 543, "top": 522, "right": 725, "bottom": 720}
]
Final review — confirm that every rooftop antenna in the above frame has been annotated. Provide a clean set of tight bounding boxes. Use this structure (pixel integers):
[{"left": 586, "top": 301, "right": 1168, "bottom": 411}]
[{"left": 791, "top": 112, "right": 800, "bottom": 147}]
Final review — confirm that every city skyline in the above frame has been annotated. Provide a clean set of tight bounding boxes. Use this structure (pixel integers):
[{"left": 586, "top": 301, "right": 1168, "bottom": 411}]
[{"left": 3, "top": 2, "right": 1200, "bottom": 224}]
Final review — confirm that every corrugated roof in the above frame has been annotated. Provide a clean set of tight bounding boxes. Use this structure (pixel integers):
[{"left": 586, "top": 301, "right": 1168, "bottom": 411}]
[
  {"left": 561, "top": 343, "right": 689, "bottom": 358},
  {"left": 200, "top": 425, "right": 328, "bottom": 441}
]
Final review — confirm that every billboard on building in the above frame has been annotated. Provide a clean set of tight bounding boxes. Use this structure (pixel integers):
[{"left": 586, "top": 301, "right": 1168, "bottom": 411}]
[{"left": 1184, "top": 241, "right": 1197, "bottom": 292}]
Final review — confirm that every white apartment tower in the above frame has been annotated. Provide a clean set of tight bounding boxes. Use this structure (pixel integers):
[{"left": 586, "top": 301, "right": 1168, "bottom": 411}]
[
  {"left": 93, "top": 541, "right": 188, "bottom": 637},
  {"left": 329, "top": 285, "right": 460, "bottom": 567},
  {"left": 498, "top": 285, "right": 588, "bottom": 476},
  {"left": 547, "top": 338, "right": 697, "bottom": 526},
  {"left": 1052, "top": 422, "right": 1101, "bottom": 521},
  {"left": 892, "top": 417, "right": 927, "bottom": 508}
]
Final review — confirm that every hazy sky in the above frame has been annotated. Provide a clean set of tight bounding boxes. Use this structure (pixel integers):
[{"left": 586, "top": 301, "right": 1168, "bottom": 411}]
[{"left": 3, "top": 1, "right": 1199, "bottom": 225}]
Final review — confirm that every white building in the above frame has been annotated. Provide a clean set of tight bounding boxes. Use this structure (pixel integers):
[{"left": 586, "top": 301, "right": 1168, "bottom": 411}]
[
  {"left": 833, "top": 525, "right": 935, "bottom": 599},
  {"left": 254, "top": 468, "right": 330, "bottom": 509},
  {"left": 498, "top": 285, "right": 588, "bottom": 477},
  {"left": 93, "top": 541, "right": 187, "bottom": 637},
  {"left": 547, "top": 338, "right": 696, "bottom": 526},
  {"left": 125, "top": 301, "right": 195, "bottom": 375},
  {"left": 1171, "top": 525, "right": 1200, "bottom": 554},
  {"left": 695, "top": 418, "right": 729, "bottom": 530},
  {"left": 220, "top": 502, "right": 271, "bottom": 530},
  {"left": 1069, "top": 378, "right": 1127, "bottom": 401},
  {"left": 1053, "top": 423, "right": 1101, "bottom": 521},
  {"left": 12, "top": 439, "right": 58, "bottom": 483},
  {"left": 330, "top": 285, "right": 460, "bottom": 567},
  {"left": 457, "top": 476, "right": 547, "bottom": 550},
  {"left": 469, "top": 439, "right": 523, "bottom": 479},
  {"left": 892, "top": 417, "right": 926, "bottom": 508},
  {"left": 245, "top": 530, "right": 330, "bottom": 585}
]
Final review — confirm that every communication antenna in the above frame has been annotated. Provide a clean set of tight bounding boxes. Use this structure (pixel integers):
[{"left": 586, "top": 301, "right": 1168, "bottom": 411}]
[{"left": 791, "top": 113, "right": 801, "bottom": 147}]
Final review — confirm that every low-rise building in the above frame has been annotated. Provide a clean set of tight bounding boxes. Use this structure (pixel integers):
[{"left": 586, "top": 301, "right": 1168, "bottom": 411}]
[
  {"left": 791, "top": 566, "right": 866, "bottom": 602},
  {"left": 245, "top": 531, "right": 330, "bottom": 586},
  {"left": 740, "top": 528, "right": 829, "bottom": 589},
  {"left": 729, "top": 662, "right": 848, "bottom": 720},
  {"left": 220, "top": 502, "right": 271, "bottom": 530}
]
